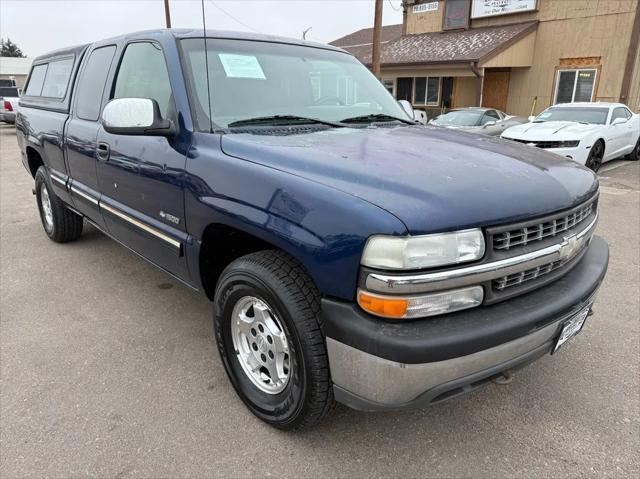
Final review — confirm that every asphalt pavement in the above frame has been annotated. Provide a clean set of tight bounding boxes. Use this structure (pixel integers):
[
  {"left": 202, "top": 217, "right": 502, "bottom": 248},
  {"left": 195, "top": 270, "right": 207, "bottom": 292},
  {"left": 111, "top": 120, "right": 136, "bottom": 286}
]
[{"left": 1, "top": 123, "right": 638, "bottom": 478}]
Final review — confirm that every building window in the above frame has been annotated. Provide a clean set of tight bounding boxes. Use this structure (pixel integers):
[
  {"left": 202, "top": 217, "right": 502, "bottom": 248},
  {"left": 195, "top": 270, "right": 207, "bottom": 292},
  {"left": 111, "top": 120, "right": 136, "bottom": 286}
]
[
  {"left": 413, "top": 77, "right": 440, "bottom": 105},
  {"left": 443, "top": 0, "right": 470, "bottom": 30},
  {"left": 382, "top": 78, "right": 395, "bottom": 96},
  {"left": 554, "top": 69, "right": 597, "bottom": 104}
]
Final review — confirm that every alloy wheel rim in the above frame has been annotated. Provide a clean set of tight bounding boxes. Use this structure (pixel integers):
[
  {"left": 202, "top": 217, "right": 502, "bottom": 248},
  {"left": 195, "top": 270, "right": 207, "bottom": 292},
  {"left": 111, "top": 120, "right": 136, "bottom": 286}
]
[
  {"left": 588, "top": 144, "right": 603, "bottom": 171},
  {"left": 40, "top": 184, "right": 53, "bottom": 230},
  {"left": 231, "top": 296, "right": 291, "bottom": 394}
]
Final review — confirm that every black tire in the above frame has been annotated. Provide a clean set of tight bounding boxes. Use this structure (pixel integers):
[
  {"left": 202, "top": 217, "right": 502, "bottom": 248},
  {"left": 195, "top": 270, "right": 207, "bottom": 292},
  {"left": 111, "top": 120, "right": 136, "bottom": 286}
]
[
  {"left": 35, "top": 166, "right": 83, "bottom": 243},
  {"left": 585, "top": 140, "right": 604, "bottom": 173},
  {"left": 627, "top": 136, "right": 640, "bottom": 161},
  {"left": 214, "top": 250, "right": 335, "bottom": 430}
]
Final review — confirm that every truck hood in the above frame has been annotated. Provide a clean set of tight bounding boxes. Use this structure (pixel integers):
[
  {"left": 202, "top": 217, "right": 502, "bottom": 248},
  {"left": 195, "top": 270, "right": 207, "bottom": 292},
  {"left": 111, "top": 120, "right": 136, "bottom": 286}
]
[
  {"left": 502, "top": 121, "right": 601, "bottom": 141},
  {"left": 221, "top": 126, "right": 598, "bottom": 234}
]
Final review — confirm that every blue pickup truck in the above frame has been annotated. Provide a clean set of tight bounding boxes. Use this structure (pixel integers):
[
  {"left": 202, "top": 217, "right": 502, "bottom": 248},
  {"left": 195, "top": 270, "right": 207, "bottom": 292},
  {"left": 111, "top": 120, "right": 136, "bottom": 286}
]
[{"left": 16, "top": 29, "right": 609, "bottom": 429}]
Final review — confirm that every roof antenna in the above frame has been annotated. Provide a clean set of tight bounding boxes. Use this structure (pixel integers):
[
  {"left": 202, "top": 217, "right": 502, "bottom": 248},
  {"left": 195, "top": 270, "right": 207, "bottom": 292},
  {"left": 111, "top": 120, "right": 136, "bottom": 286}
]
[{"left": 201, "top": 0, "right": 214, "bottom": 133}]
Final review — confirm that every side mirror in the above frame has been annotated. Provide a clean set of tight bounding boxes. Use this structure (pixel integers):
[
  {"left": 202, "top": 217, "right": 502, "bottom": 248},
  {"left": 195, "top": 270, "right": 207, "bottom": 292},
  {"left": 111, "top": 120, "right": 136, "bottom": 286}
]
[
  {"left": 397, "top": 100, "right": 415, "bottom": 121},
  {"left": 102, "top": 98, "right": 175, "bottom": 136},
  {"left": 528, "top": 115, "right": 536, "bottom": 122},
  {"left": 611, "top": 117, "right": 627, "bottom": 126},
  {"left": 483, "top": 120, "right": 497, "bottom": 128}
]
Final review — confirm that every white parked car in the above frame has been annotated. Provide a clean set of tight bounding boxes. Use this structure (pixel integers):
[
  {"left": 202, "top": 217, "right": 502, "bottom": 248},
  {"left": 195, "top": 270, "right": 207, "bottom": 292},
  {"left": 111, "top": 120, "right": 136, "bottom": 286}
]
[{"left": 501, "top": 102, "right": 640, "bottom": 172}]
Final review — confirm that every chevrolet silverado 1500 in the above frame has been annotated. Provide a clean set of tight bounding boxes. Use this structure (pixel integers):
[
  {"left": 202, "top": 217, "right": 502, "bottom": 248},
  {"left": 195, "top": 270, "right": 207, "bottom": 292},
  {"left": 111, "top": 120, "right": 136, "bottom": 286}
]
[{"left": 16, "top": 29, "right": 609, "bottom": 430}]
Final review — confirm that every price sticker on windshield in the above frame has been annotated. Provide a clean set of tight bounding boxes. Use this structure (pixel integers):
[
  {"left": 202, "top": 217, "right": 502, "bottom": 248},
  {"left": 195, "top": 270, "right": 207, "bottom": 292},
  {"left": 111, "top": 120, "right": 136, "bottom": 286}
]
[{"left": 219, "top": 53, "right": 266, "bottom": 80}]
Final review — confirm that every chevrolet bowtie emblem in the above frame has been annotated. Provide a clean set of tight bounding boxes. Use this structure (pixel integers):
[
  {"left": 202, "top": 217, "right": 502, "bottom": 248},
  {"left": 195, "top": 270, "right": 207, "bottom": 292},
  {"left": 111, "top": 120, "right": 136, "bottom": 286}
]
[{"left": 559, "top": 234, "right": 580, "bottom": 261}]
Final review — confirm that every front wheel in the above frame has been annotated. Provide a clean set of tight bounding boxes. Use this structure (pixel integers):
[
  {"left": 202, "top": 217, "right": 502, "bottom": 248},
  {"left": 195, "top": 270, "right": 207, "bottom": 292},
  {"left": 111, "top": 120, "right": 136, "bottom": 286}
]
[
  {"left": 585, "top": 141, "right": 604, "bottom": 172},
  {"left": 214, "top": 250, "right": 335, "bottom": 430}
]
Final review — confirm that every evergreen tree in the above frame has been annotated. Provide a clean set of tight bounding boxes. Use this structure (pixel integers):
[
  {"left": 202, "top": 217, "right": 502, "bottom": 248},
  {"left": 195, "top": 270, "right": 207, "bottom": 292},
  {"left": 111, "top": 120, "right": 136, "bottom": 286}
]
[{"left": 1, "top": 38, "right": 26, "bottom": 58}]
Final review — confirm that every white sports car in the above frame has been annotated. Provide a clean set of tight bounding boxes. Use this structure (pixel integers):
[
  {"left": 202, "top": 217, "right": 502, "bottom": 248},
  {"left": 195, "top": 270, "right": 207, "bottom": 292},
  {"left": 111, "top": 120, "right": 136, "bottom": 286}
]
[{"left": 501, "top": 102, "right": 640, "bottom": 172}]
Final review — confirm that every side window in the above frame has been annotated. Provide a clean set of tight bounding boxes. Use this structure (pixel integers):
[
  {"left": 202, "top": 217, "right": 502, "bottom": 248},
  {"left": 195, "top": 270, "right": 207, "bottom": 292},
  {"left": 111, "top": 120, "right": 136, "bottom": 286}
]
[
  {"left": 75, "top": 46, "right": 117, "bottom": 121},
  {"left": 40, "top": 58, "right": 74, "bottom": 98},
  {"left": 113, "top": 42, "right": 173, "bottom": 119},
  {"left": 611, "top": 107, "right": 628, "bottom": 123},
  {"left": 481, "top": 111, "right": 499, "bottom": 124},
  {"left": 25, "top": 64, "right": 48, "bottom": 96}
]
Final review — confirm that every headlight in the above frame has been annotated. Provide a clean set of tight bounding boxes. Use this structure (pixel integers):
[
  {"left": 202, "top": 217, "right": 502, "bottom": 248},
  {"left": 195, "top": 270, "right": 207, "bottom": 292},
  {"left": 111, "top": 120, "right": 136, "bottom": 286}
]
[{"left": 361, "top": 229, "right": 485, "bottom": 270}]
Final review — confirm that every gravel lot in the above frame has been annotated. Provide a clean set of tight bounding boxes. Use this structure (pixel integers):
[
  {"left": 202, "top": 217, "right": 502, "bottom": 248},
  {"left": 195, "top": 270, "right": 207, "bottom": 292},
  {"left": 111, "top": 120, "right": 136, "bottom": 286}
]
[{"left": 1, "top": 123, "right": 638, "bottom": 478}]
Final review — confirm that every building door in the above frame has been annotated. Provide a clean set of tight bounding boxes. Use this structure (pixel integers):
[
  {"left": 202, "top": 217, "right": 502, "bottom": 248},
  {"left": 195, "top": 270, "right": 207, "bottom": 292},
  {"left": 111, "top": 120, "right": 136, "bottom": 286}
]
[
  {"left": 441, "top": 77, "right": 454, "bottom": 109},
  {"left": 482, "top": 70, "right": 510, "bottom": 112},
  {"left": 396, "top": 78, "right": 413, "bottom": 102}
]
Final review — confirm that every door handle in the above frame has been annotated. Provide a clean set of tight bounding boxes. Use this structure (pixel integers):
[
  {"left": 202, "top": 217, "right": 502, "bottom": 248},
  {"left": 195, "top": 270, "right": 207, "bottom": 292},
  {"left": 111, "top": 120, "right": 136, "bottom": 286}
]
[{"left": 96, "top": 142, "right": 110, "bottom": 161}]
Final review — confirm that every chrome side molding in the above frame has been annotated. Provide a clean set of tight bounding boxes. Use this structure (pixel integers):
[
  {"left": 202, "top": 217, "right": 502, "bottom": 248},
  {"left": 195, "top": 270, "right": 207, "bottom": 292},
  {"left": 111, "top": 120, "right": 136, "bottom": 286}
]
[
  {"left": 70, "top": 185, "right": 99, "bottom": 205},
  {"left": 100, "top": 202, "right": 182, "bottom": 251}
]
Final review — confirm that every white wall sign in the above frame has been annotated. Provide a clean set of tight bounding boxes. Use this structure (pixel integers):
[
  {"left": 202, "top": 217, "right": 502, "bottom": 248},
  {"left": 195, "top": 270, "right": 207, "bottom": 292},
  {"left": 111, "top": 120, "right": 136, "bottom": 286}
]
[
  {"left": 413, "top": 1, "right": 439, "bottom": 14},
  {"left": 471, "top": 0, "right": 537, "bottom": 19}
]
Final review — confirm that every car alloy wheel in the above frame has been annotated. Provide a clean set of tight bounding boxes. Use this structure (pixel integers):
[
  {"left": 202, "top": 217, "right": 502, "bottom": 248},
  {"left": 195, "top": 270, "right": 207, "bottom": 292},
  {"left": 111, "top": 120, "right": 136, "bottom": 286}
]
[
  {"left": 40, "top": 183, "right": 54, "bottom": 232},
  {"left": 230, "top": 296, "right": 290, "bottom": 394},
  {"left": 586, "top": 142, "right": 604, "bottom": 172}
]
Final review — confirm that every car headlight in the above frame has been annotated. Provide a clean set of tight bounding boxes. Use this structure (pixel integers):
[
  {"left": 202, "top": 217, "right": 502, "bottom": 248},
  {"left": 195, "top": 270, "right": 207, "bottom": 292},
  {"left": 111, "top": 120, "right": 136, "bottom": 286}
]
[{"left": 361, "top": 229, "right": 485, "bottom": 270}]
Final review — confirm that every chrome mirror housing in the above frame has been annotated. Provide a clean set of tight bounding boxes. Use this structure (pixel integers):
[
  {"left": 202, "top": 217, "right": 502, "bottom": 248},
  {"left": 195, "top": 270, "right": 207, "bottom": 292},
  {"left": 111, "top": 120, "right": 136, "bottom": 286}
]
[{"left": 102, "top": 98, "right": 175, "bottom": 136}]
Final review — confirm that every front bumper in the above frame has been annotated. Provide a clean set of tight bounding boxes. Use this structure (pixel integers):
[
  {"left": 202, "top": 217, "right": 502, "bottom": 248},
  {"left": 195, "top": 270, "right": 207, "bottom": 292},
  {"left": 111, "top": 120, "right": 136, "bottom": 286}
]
[
  {"left": 544, "top": 145, "right": 590, "bottom": 165},
  {"left": 322, "top": 235, "right": 609, "bottom": 411}
]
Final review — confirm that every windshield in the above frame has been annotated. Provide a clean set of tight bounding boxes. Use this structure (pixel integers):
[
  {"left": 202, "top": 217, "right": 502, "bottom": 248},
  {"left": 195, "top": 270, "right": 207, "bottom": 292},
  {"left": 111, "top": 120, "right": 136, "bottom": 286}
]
[
  {"left": 431, "top": 110, "right": 484, "bottom": 126},
  {"left": 534, "top": 107, "right": 609, "bottom": 125},
  {"left": 180, "top": 38, "right": 408, "bottom": 129}
]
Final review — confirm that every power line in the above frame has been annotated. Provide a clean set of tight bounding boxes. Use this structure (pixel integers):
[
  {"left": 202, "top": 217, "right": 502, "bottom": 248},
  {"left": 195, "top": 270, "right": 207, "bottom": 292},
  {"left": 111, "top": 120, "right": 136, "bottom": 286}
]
[
  {"left": 386, "top": 0, "right": 401, "bottom": 12},
  {"left": 206, "top": 0, "right": 260, "bottom": 33}
]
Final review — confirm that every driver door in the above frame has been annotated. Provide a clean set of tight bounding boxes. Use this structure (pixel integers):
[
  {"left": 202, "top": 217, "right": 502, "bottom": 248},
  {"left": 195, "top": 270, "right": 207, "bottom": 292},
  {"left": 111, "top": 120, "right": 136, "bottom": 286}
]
[{"left": 96, "top": 40, "right": 190, "bottom": 281}]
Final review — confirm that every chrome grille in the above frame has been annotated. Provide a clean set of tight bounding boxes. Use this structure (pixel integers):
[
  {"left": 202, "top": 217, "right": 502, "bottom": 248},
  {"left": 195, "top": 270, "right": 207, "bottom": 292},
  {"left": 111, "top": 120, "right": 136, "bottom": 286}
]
[
  {"left": 493, "top": 202, "right": 594, "bottom": 251},
  {"left": 493, "top": 259, "right": 564, "bottom": 290}
]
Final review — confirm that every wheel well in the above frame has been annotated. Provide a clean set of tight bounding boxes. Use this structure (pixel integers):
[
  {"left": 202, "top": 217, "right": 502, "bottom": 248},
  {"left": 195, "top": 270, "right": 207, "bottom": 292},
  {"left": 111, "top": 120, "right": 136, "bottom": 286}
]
[
  {"left": 26, "top": 147, "right": 44, "bottom": 178},
  {"left": 199, "top": 224, "right": 278, "bottom": 300}
]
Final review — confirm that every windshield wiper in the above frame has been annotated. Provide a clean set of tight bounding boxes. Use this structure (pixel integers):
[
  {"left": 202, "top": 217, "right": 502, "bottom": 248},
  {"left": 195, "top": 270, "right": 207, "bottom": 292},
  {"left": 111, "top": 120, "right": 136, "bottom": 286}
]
[
  {"left": 227, "top": 115, "right": 345, "bottom": 128},
  {"left": 339, "top": 113, "right": 414, "bottom": 125}
]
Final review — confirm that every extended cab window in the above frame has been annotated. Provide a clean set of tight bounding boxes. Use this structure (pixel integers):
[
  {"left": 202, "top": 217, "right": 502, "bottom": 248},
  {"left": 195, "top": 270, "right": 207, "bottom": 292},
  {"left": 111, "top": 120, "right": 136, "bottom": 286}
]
[
  {"left": 40, "top": 58, "right": 74, "bottom": 98},
  {"left": 25, "top": 64, "right": 48, "bottom": 96},
  {"left": 76, "top": 46, "right": 116, "bottom": 121},
  {"left": 113, "top": 42, "right": 172, "bottom": 118}
]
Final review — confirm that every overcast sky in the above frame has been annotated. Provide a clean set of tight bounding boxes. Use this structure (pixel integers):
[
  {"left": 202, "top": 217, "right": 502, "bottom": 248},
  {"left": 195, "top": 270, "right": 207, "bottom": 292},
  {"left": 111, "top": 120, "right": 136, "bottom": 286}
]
[{"left": 1, "top": 0, "right": 403, "bottom": 58}]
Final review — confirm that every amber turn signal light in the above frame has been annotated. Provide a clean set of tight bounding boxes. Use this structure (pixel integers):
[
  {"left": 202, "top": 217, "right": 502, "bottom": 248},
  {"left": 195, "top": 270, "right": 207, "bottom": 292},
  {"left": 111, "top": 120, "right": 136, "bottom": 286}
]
[{"left": 358, "top": 291, "right": 408, "bottom": 319}]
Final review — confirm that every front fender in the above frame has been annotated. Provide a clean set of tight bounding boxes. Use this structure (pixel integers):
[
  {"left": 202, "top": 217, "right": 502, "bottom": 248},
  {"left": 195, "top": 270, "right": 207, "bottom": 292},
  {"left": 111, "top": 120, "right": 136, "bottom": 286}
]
[{"left": 184, "top": 133, "right": 407, "bottom": 300}]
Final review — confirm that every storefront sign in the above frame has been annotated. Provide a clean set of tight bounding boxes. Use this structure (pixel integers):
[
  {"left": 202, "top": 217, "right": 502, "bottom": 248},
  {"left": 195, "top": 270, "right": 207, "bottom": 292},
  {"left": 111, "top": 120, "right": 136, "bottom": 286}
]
[
  {"left": 413, "top": 1, "right": 439, "bottom": 14},
  {"left": 471, "top": 0, "right": 537, "bottom": 19}
]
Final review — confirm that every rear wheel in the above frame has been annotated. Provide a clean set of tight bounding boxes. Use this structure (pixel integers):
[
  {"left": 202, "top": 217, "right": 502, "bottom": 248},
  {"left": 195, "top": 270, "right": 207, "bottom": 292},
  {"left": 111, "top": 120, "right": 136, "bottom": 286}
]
[
  {"left": 585, "top": 141, "right": 604, "bottom": 172},
  {"left": 35, "top": 166, "right": 83, "bottom": 242},
  {"left": 214, "top": 250, "right": 334, "bottom": 430}
]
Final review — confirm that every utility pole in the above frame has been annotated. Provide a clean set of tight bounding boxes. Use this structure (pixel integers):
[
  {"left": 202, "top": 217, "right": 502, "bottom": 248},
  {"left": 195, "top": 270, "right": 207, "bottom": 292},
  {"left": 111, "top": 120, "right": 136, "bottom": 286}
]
[
  {"left": 164, "top": 0, "right": 172, "bottom": 28},
  {"left": 372, "top": 0, "right": 383, "bottom": 78}
]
